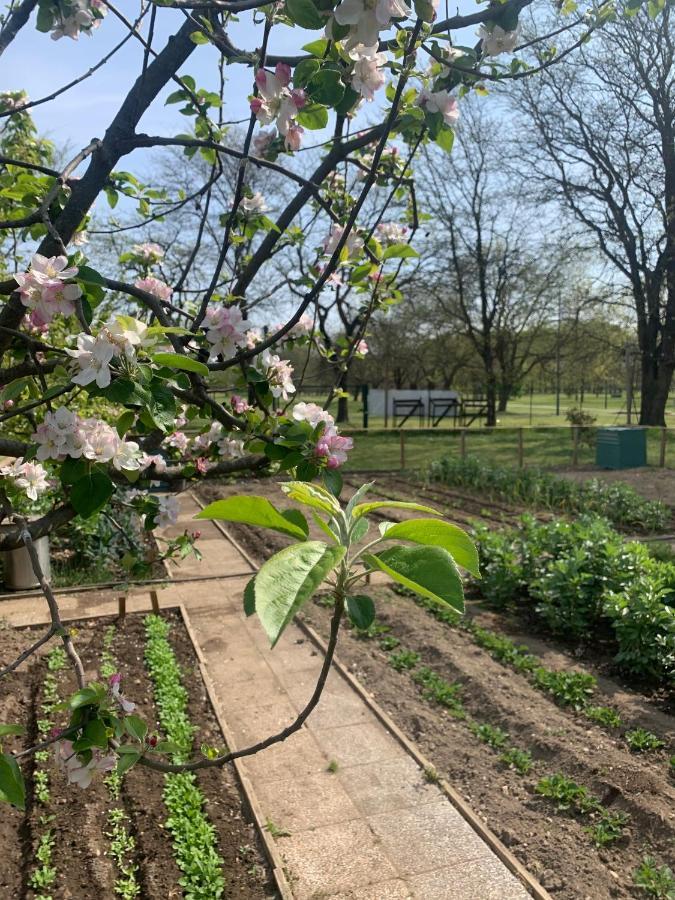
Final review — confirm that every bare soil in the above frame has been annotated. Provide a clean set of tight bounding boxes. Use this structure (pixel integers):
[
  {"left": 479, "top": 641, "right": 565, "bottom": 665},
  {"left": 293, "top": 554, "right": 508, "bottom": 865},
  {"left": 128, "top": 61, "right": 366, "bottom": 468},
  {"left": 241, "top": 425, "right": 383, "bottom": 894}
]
[
  {"left": 0, "top": 610, "right": 276, "bottom": 899},
  {"left": 196, "top": 476, "right": 675, "bottom": 900}
]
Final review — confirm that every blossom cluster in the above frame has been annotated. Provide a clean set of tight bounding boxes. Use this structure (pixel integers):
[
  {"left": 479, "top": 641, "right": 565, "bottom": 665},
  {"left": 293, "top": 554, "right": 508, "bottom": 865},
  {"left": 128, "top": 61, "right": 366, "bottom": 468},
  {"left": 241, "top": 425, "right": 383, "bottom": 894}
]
[
  {"left": 0, "top": 457, "right": 49, "bottom": 501},
  {"left": 132, "top": 242, "right": 164, "bottom": 263},
  {"left": 33, "top": 407, "right": 141, "bottom": 470},
  {"left": 478, "top": 23, "right": 520, "bottom": 57},
  {"left": 376, "top": 222, "right": 409, "bottom": 245},
  {"left": 15, "top": 254, "right": 82, "bottom": 326},
  {"left": 258, "top": 350, "right": 296, "bottom": 401},
  {"left": 250, "top": 63, "right": 306, "bottom": 152},
  {"left": 204, "top": 305, "right": 246, "bottom": 359},
  {"left": 67, "top": 317, "right": 150, "bottom": 387},
  {"left": 292, "top": 402, "right": 354, "bottom": 468},
  {"left": 47, "top": 0, "right": 107, "bottom": 41},
  {"left": 134, "top": 275, "right": 173, "bottom": 302}
]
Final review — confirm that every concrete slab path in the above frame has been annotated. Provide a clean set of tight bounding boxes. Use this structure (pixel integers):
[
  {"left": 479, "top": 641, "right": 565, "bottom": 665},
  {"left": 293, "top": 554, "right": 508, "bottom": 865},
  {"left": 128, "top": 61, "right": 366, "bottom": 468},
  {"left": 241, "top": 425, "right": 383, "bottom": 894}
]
[{"left": 1, "top": 491, "right": 540, "bottom": 900}]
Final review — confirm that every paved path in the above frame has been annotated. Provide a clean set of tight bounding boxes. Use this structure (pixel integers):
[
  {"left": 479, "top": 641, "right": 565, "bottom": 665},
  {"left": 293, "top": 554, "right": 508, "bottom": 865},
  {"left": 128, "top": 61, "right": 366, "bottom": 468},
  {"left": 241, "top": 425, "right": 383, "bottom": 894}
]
[{"left": 1, "top": 492, "right": 537, "bottom": 900}]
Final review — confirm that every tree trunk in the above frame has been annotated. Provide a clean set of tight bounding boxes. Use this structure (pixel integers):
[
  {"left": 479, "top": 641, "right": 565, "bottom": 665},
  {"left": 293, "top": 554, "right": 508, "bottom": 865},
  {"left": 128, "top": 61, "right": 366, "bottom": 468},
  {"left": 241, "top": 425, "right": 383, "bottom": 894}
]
[
  {"left": 497, "top": 382, "right": 510, "bottom": 413},
  {"left": 485, "top": 376, "right": 497, "bottom": 426},
  {"left": 336, "top": 394, "right": 349, "bottom": 424},
  {"left": 639, "top": 359, "right": 672, "bottom": 426}
]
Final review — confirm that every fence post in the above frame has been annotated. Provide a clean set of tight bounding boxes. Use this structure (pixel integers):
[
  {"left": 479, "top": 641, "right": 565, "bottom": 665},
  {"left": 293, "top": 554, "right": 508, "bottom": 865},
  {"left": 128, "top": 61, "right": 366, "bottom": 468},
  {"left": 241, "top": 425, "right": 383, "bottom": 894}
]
[
  {"left": 572, "top": 426, "right": 579, "bottom": 467},
  {"left": 384, "top": 388, "right": 389, "bottom": 429},
  {"left": 460, "top": 428, "right": 467, "bottom": 460},
  {"left": 517, "top": 427, "right": 524, "bottom": 468},
  {"left": 660, "top": 426, "right": 667, "bottom": 468},
  {"left": 399, "top": 429, "right": 405, "bottom": 470},
  {"left": 362, "top": 384, "right": 369, "bottom": 430}
]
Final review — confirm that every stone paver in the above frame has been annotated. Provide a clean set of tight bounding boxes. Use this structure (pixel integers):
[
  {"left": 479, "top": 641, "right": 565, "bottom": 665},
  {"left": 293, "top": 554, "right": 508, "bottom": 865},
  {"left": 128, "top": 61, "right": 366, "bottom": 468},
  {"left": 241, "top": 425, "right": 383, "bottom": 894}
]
[{"left": 1, "top": 492, "right": 536, "bottom": 900}]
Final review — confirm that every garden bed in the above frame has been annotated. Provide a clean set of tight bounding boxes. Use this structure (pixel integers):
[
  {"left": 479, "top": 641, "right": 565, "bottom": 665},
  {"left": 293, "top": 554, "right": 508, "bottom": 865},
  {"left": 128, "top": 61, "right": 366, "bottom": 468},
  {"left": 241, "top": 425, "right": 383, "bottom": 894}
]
[
  {"left": 0, "top": 609, "right": 276, "bottom": 899},
  {"left": 195, "top": 477, "right": 675, "bottom": 899}
]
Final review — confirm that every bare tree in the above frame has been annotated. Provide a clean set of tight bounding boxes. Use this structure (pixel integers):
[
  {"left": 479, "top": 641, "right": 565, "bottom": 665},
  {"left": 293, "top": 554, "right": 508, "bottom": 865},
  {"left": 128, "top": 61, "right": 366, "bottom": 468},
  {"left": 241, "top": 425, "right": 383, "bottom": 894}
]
[{"left": 514, "top": 8, "right": 675, "bottom": 424}]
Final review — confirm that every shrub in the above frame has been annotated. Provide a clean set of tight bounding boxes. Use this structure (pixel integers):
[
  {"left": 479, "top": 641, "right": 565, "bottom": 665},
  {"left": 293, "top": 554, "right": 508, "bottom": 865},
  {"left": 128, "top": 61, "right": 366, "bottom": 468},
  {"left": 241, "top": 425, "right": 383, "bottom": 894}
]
[
  {"left": 604, "top": 578, "right": 675, "bottom": 682},
  {"left": 428, "top": 457, "right": 669, "bottom": 532},
  {"left": 532, "top": 668, "right": 596, "bottom": 709}
]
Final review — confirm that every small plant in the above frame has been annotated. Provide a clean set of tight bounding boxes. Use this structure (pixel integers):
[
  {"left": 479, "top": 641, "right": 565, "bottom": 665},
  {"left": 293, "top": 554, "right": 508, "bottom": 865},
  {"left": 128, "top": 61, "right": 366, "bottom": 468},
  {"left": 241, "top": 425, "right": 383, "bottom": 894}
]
[
  {"left": 586, "top": 810, "right": 629, "bottom": 848},
  {"left": 355, "top": 621, "right": 390, "bottom": 640},
  {"left": 34, "top": 769, "right": 50, "bottom": 805},
  {"left": 388, "top": 649, "right": 421, "bottom": 671},
  {"left": 264, "top": 818, "right": 291, "bottom": 839},
  {"left": 585, "top": 705, "right": 622, "bottom": 729},
  {"left": 535, "top": 774, "right": 600, "bottom": 814},
  {"left": 533, "top": 668, "right": 597, "bottom": 709},
  {"left": 379, "top": 635, "right": 401, "bottom": 651},
  {"left": 499, "top": 747, "right": 534, "bottom": 775},
  {"left": 105, "top": 807, "right": 141, "bottom": 899},
  {"left": 625, "top": 728, "right": 665, "bottom": 753},
  {"left": 633, "top": 855, "right": 675, "bottom": 898},
  {"left": 470, "top": 722, "right": 510, "bottom": 750},
  {"left": 326, "top": 759, "right": 339, "bottom": 774},
  {"left": 423, "top": 766, "right": 440, "bottom": 784},
  {"left": 412, "top": 667, "right": 465, "bottom": 717},
  {"left": 29, "top": 829, "right": 56, "bottom": 891}
]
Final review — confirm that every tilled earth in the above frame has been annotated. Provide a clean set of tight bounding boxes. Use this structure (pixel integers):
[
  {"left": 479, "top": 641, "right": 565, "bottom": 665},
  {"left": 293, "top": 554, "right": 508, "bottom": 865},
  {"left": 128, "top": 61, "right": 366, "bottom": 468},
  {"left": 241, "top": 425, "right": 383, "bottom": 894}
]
[{"left": 0, "top": 611, "right": 275, "bottom": 899}]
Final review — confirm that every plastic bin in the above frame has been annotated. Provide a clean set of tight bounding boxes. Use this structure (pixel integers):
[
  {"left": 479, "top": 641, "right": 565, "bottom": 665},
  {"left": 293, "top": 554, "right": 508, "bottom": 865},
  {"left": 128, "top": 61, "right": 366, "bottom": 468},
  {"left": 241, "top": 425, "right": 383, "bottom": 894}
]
[{"left": 596, "top": 427, "right": 646, "bottom": 469}]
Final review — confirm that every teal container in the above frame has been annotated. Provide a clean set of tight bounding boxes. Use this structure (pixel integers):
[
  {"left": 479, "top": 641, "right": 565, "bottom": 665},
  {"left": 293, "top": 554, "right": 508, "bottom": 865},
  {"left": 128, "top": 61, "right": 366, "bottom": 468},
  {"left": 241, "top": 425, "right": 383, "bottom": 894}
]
[{"left": 596, "top": 427, "right": 647, "bottom": 469}]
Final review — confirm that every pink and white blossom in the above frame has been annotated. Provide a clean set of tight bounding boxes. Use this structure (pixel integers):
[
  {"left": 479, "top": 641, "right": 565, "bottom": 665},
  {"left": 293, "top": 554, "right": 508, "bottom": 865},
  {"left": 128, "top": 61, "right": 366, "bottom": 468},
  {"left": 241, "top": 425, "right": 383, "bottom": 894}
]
[
  {"left": 134, "top": 276, "right": 172, "bottom": 302},
  {"left": 350, "top": 44, "right": 387, "bottom": 101},
  {"left": 324, "top": 224, "right": 364, "bottom": 259},
  {"left": 55, "top": 739, "right": 116, "bottom": 789},
  {"left": 33, "top": 409, "right": 139, "bottom": 470},
  {"left": 478, "top": 23, "right": 520, "bottom": 56},
  {"left": 14, "top": 254, "right": 82, "bottom": 326},
  {"left": 356, "top": 339, "right": 369, "bottom": 355},
  {"left": 166, "top": 431, "right": 189, "bottom": 454},
  {"left": 132, "top": 242, "right": 164, "bottom": 263},
  {"left": 292, "top": 402, "right": 335, "bottom": 430},
  {"left": 251, "top": 64, "right": 306, "bottom": 150},
  {"left": 416, "top": 88, "right": 459, "bottom": 126},
  {"left": 0, "top": 458, "right": 49, "bottom": 501},
  {"left": 157, "top": 494, "right": 180, "bottom": 528},
  {"left": 217, "top": 436, "right": 245, "bottom": 458},
  {"left": 50, "top": 0, "right": 107, "bottom": 41},
  {"left": 376, "top": 222, "right": 408, "bottom": 244},
  {"left": 315, "top": 428, "right": 353, "bottom": 468},
  {"left": 240, "top": 192, "right": 268, "bottom": 215},
  {"left": 245, "top": 327, "right": 263, "bottom": 350},
  {"left": 139, "top": 453, "right": 167, "bottom": 474},
  {"left": 231, "top": 394, "right": 252, "bottom": 414},
  {"left": 204, "top": 305, "right": 246, "bottom": 359},
  {"left": 109, "top": 673, "right": 136, "bottom": 714},
  {"left": 258, "top": 350, "right": 295, "bottom": 400},
  {"left": 66, "top": 332, "right": 116, "bottom": 388}
]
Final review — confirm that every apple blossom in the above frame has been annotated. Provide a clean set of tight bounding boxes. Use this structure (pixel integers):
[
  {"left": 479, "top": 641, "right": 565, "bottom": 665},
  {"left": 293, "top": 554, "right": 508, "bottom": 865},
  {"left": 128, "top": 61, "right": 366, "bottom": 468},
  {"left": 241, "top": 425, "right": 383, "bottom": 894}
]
[
  {"left": 324, "top": 224, "right": 364, "bottom": 259},
  {"left": 66, "top": 332, "right": 116, "bottom": 388},
  {"left": 416, "top": 88, "right": 459, "bottom": 126},
  {"left": 134, "top": 276, "right": 172, "bottom": 302},
  {"left": 284, "top": 123, "right": 304, "bottom": 153},
  {"left": 157, "top": 494, "right": 180, "bottom": 528},
  {"left": 231, "top": 394, "right": 252, "bottom": 414},
  {"left": 132, "top": 242, "right": 164, "bottom": 262},
  {"left": 245, "top": 327, "right": 263, "bottom": 349},
  {"left": 204, "top": 305, "right": 246, "bottom": 359},
  {"left": 139, "top": 453, "right": 167, "bottom": 474},
  {"left": 50, "top": 0, "right": 107, "bottom": 41},
  {"left": 332, "top": 0, "right": 411, "bottom": 51},
  {"left": 217, "top": 436, "right": 245, "bottom": 458},
  {"left": 251, "top": 64, "right": 306, "bottom": 149},
  {"left": 315, "top": 428, "right": 354, "bottom": 468},
  {"left": 55, "top": 739, "right": 116, "bottom": 789},
  {"left": 109, "top": 673, "right": 136, "bottom": 714},
  {"left": 106, "top": 315, "right": 150, "bottom": 358},
  {"left": 376, "top": 222, "right": 408, "bottom": 244},
  {"left": 350, "top": 44, "right": 387, "bottom": 101},
  {"left": 14, "top": 254, "right": 82, "bottom": 325},
  {"left": 292, "top": 401, "right": 335, "bottom": 429},
  {"left": 192, "top": 421, "right": 223, "bottom": 452},
  {"left": 258, "top": 350, "right": 296, "bottom": 400},
  {"left": 166, "top": 431, "right": 189, "bottom": 454},
  {"left": 478, "top": 23, "right": 520, "bottom": 56},
  {"left": 356, "top": 339, "right": 369, "bottom": 354},
  {"left": 33, "top": 407, "right": 87, "bottom": 460},
  {"left": 240, "top": 192, "right": 268, "bottom": 215},
  {"left": 0, "top": 458, "right": 49, "bottom": 501}
]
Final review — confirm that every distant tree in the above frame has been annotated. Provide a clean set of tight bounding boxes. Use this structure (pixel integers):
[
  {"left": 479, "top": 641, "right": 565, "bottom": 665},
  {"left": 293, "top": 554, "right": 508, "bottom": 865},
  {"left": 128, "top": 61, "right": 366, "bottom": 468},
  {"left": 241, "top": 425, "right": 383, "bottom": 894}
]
[{"left": 514, "top": 8, "right": 675, "bottom": 425}]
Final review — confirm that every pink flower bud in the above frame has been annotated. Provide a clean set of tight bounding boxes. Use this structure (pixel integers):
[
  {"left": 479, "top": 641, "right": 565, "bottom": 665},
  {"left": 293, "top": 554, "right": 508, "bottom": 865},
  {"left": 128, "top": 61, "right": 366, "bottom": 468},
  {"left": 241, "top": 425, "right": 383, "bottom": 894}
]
[
  {"left": 192, "top": 530, "right": 202, "bottom": 540},
  {"left": 250, "top": 97, "right": 263, "bottom": 115},
  {"left": 291, "top": 88, "right": 307, "bottom": 109},
  {"left": 255, "top": 69, "right": 267, "bottom": 90},
  {"left": 149, "top": 735, "right": 158, "bottom": 748},
  {"left": 109, "top": 672, "right": 122, "bottom": 686},
  {"left": 4, "top": 399, "right": 14, "bottom": 410}
]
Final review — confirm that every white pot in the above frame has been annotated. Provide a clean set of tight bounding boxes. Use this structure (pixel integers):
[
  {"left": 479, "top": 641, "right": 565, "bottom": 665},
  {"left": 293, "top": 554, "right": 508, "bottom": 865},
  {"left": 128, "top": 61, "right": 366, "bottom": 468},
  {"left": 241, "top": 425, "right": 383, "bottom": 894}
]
[{"left": 0, "top": 525, "right": 51, "bottom": 591}]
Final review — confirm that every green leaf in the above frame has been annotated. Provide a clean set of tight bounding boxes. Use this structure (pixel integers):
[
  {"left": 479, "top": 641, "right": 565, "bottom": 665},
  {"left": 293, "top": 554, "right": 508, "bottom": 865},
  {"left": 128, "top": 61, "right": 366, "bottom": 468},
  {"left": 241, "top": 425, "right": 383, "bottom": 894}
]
[
  {"left": 0, "top": 754, "right": 25, "bottom": 810},
  {"left": 152, "top": 740, "right": 182, "bottom": 755},
  {"left": 436, "top": 126, "right": 455, "bottom": 154},
  {"left": 251, "top": 541, "right": 345, "bottom": 646},
  {"left": 382, "top": 243, "right": 419, "bottom": 260},
  {"left": 302, "top": 38, "right": 329, "bottom": 56},
  {"left": 196, "top": 495, "right": 309, "bottom": 540},
  {"left": 323, "top": 468, "right": 343, "bottom": 498},
  {"left": 151, "top": 352, "right": 209, "bottom": 376},
  {"left": 297, "top": 103, "right": 329, "bottom": 130},
  {"left": 307, "top": 69, "right": 345, "bottom": 106},
  {"left": 84, "top": 718, "right": 109, "bottom": 750},
  {"left": 189, "top": 29, "right": 210, "bottom": 43},
  {"left": 60, "top": 457, "right": 88, "bottom": 487},
  {"left": 69, "top": 685, "right": 104, "bottom": 710},
  {"left": 286, "top": 0, "right": 324, "bottom": 28},
  {"left": 364, "top": 545, "right": 464, "bottom": 613},
  {"left": 147, "top": 381, "right": 177, "bottom": 432},
  {"left": 124, "top": 715, "right": 148, "bottom": 743},
  {"left": 380, "top": 518, "right": 479, "bottom": 577},
  {"left": 351, "top": 517, "right": 369, "bottom": 543},
  {"left": 70, "top": 472, "right": 114, "bottom": 519},
  {"left": 346, "top": 594, "right": 375, "bottom": 630},
  {"left": 116, "top": 750, "right": 141, "bottom": 776},
  {"left": 293, "top": 58, "right": 321, "bottom": 87},
  {"left": 0, "top": 724, "right": 25, "bottom": 738},
  {"left": 280, "top": 481, "right": 341, "bottom": 515},
  {"left": 351, "top": 500, "right": 441, "bottom": 520},
  {"left": 77, "top": 265, "right": 106, "bottom": 286},
  {"left": 243, "top": 577, "right": 256, "bottom": 616}
]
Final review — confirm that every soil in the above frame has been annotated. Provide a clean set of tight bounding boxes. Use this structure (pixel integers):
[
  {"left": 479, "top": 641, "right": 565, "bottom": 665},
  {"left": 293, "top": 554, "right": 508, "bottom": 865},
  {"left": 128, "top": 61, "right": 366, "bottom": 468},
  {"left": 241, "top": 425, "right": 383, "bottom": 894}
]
[
  {"left": 557, "top": 465, "right": 675, "bottom": 509},
  {"left": 0, "top": 611, "right": 276, "bottom": 900},
  {"left": 195, "top": 476, "right": 675, "bottom": 900}
]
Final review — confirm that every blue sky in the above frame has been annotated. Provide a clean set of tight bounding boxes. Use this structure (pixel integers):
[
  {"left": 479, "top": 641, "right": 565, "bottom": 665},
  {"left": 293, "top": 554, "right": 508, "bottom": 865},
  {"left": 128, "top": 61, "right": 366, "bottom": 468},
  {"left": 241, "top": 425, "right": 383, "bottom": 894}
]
[{"left": 4, "top": 0, "right": 477, "bottom": 162}]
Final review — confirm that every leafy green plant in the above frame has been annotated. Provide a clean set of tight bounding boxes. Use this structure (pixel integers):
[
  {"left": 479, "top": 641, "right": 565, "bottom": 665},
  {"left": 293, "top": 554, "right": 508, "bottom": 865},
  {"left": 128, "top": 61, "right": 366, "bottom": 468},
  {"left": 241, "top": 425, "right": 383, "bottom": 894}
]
[
  {"left": 604, "top": 578, "right": 675, "bottom": 682},
  {"left": 585, "top": 705, "right": 622, "bottom": 729},
  {"left": 533, "top": 668, "right": 596, "bottom": 709},
  {"left": 412, "top": 667, "right": 465, "bottom": 716},
  {"left": 29, "top": 829, "right": 56, "bottom": 892},
  {"left": 586, "top": 811, "right": 629, "bottom": 848},
  {"left": 499, "top": 747, "right": 534, "bottom": 775},
  {"left": 470, "top": 722, "right": 510, "bottom": 750},
  {"left": 633, "top": 856, "right": 675, "bottom": 898},
  {"left": 105, "top": 807, "right": 141, "bottom": 899},
  {"left": 625, "top": 728, "right": 666, "bottom": 753},
  {"left": 388, "top": 649, "right": 421, "bottom": 671},
  {"left": 379, "top": 635, "right": 401, "bottom": 651},
  {"left": 428, "top": 457, "right": 669, "bottom": 532},
  {"left": 535, "top": 774, "right": 600, "bottom": 814},
  {"left": 144, "top": 615, "right": 225, "bottom": 897},
  {"left": 198, "top": 482, "right": 477, "bottom": 650}
]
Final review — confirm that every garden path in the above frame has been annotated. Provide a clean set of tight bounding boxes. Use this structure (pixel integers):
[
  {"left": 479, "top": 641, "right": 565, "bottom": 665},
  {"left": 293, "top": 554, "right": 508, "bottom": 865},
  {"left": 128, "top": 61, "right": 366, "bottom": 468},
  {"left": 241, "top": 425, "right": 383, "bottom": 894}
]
[{"left": 0, "top": 492, "right": 541, "bottom": 900}]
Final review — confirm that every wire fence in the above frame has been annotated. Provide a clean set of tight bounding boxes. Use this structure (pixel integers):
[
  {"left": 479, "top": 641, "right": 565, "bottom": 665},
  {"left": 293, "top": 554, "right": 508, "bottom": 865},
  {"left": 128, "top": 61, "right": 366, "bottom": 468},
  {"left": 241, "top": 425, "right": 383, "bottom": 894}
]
[{"left": 340, "top": 425, "right": 674, "bottom": 473}]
